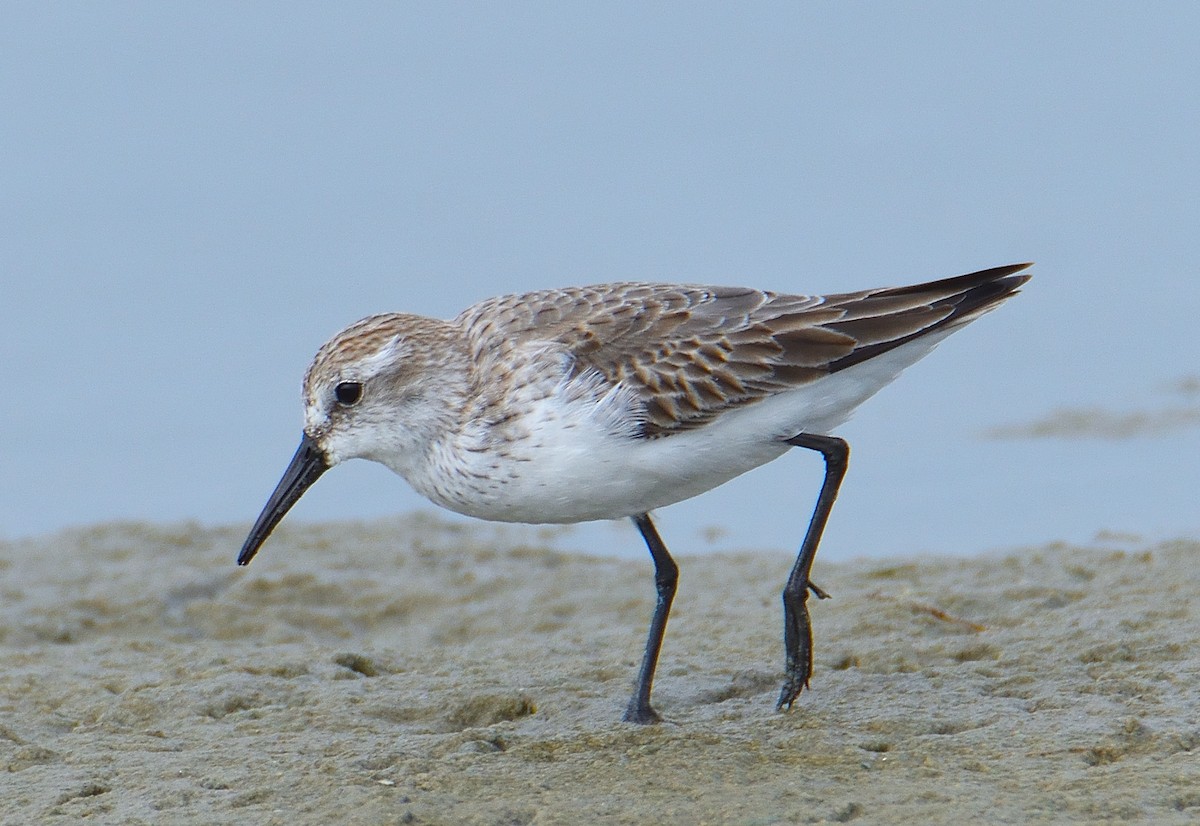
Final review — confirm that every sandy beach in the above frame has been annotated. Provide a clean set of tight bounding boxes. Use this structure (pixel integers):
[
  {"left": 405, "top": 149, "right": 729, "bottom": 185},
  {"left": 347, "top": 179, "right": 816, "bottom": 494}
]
[{"left": 2, "top": 515, "right": 1199, "bottom": 824}]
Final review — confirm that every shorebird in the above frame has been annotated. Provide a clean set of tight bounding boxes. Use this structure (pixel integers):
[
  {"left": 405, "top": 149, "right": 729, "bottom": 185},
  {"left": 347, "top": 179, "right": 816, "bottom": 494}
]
[{"left": 238, "top": 263, "right": 1031, "bottom": 723}]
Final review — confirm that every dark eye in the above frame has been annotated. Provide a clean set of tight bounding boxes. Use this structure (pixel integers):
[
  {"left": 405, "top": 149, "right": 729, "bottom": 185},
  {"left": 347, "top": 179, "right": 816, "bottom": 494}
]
[{"left": 334, "top": 381, "right": 363, "bottom": 406}]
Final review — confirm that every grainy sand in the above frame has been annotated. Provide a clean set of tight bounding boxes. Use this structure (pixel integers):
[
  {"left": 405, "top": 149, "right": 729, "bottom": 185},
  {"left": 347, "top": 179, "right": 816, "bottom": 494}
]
[{"left": 2, "top": 516, "right": 1199, "bottom": 824}]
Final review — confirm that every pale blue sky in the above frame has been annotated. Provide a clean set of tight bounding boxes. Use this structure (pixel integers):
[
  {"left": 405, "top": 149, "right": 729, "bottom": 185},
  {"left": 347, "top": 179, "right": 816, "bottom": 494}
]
[{"left": 4, "top": 3, "right": 1199, "bottom": 559}]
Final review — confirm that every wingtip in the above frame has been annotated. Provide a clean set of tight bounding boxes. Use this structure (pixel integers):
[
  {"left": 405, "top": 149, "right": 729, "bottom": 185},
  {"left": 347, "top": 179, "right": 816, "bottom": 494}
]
[
  {"left": 986, "top": 262, "right": 1034, "bottom": 280},
  {"left": 999, "top": 262, "right": 1034, "bottom": 290}
]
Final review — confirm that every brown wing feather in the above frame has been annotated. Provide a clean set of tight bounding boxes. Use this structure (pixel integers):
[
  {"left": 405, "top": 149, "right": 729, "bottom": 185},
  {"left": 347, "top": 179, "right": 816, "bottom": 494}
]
[{"left": 459, "top": 263, "right": 1031, "bottom": 438}]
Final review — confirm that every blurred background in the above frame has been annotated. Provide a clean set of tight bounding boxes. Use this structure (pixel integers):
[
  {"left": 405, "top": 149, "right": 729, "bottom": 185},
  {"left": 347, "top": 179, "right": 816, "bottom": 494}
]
[{"left": 4, "top": 2, "right": 1198, "bottom": 560}]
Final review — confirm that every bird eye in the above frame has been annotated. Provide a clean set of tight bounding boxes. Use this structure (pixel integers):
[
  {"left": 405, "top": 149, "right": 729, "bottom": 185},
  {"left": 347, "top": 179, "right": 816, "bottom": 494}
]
[{"left": 334, "top": 381, "right": 363, "bottom": 406}]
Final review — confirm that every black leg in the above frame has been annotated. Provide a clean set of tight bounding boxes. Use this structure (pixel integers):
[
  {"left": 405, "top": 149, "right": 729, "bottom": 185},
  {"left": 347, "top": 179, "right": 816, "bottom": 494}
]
[
  {"left": 777, "top": 433, "right": 849, "bottom": 711},
  {"left": 623, "top": 512, "right": 679, "bottom": 724}
]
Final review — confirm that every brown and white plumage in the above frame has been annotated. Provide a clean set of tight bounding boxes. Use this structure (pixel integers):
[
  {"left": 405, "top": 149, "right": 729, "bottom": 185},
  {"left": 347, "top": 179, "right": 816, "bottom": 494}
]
[
  {"left": 238, "top": 262, "right": 1031, "bottom": 723},
  {"left": 454, "top": 262, "right": 1031, "bottom": 437}
]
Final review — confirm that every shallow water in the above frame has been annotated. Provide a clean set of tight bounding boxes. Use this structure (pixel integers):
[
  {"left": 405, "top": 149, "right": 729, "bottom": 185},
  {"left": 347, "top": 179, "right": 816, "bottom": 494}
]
[{"left": 2, "top": 517, "right": 1199, "bottom": 823}]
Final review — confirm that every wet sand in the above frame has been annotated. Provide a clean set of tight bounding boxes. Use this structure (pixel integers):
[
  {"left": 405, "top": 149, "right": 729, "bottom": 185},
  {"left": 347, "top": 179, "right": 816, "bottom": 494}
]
[
  {"left": 982, "top": 406, "right": 1200, "bottom": 440},
  {"left": 983, "top": 376, "right": 1200, "bottom": 440},
  {"left": 3, "top": 515, "right": 1199, "bottom": 824}
]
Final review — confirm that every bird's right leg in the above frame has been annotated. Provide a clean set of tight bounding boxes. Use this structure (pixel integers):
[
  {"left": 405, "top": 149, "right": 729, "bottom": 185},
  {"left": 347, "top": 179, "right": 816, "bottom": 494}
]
[{"left": 623, "top": 512, "right": 679, "bottom": 724}]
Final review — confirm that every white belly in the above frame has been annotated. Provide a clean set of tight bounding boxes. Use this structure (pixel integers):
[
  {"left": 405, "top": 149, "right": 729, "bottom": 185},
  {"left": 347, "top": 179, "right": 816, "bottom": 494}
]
[{"left": 389, "top": 331, "right": 950, "bottom": 524}]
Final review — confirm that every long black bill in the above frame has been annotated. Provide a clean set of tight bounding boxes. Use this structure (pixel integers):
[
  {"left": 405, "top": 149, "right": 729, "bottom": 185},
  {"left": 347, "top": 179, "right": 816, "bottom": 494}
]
[{"left": 237, "top": 433, "right": 330, "bottom": 566}]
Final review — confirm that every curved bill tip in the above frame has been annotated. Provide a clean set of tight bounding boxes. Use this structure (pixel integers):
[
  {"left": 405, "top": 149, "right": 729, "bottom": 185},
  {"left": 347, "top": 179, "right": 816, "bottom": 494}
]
[{"left": 237, "top": 433, "right": 330, "bottom": 566}]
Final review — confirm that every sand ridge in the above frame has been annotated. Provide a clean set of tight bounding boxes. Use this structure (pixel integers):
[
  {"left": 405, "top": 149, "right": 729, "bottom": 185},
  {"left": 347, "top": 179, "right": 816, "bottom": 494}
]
[{"left": 2, "top": 516, "right": 1199, "bottom": 824}]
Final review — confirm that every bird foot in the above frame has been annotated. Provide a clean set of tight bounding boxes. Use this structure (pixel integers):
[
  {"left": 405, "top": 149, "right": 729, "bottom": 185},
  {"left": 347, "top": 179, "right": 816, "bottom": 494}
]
[
  {"left": 775, "top": 670, "right": 810, "bottom": 712},
  {"left": 623, "top": 697, "right": 663, "bottom": 724}
]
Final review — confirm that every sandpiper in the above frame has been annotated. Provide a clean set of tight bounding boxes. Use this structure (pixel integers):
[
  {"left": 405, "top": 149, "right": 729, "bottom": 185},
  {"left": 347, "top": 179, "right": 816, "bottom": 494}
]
[{"left": 238, "top": 263, "right": 1031, "bottom": 723}]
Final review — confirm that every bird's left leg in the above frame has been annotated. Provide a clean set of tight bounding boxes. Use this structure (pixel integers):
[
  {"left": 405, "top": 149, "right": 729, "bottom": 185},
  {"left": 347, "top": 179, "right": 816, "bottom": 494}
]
[{"left": 777, "top": 434, "right": 849, "bottom": 710}]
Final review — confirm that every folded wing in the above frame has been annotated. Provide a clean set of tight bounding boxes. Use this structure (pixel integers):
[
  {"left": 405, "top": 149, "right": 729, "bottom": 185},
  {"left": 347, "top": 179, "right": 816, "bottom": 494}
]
[{"left": 459, "top": 263, "right": 1032, "bottom": 437}]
